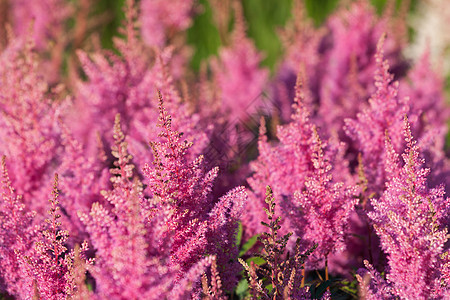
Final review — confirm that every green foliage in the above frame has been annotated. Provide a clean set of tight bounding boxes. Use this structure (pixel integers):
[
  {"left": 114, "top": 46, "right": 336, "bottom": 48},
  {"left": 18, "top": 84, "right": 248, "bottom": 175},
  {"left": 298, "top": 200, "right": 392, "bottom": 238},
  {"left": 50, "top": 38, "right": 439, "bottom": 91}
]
[
  {"left": 241, "top": 0, "right": 292, "bottom": 71},
  {"left": 239, "top": 186, "right": 317, "bottom": 299},
  {"left": 94, "top": 0, "right": 126, "bottom": 49},
  {"left": 305, "top": 0, "right": 339, "bottom": 25},
  {"left": 187, "top": 0, "right": 222, "bottom": 71},
  {"left": 339, "top": 278, "right": 359, "bottom": 299},
  {"left": 239, "top": 234, "right": 260, "bottom": 257},
  {"left": 309, "top": 279, "right": 338, "bottom": 299},
  {"left": 235, "top": 278, "right": 249, "bottom": 299}
]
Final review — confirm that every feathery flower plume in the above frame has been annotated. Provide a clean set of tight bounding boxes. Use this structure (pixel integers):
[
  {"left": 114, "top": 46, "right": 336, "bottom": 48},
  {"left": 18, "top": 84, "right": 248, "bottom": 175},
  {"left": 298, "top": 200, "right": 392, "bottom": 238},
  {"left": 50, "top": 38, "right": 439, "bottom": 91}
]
[
  {"left": 16, "top": 174, "right": 92, "bottom": 299},
  {"left": 398, "top": 50, "right": 450, "bottom": 192},
  {"left": 0, "top": 36, "right": 63, "bottom": 215},
  {"left": 139, "top": 0, "right": 194, "bottom": 48},
  {"left": 0, "top": 156, "right": 38, "bottom": 297},
  {"left": 143, "top": 93, "right": 247, "bottom": 290},
  {"left": 56, "top": 121, "right": 110, "bottom": 244},
  {"left": 80, "top": 114, "right": 218, "bottom": 298},
  {"left": 11, "top": 0, "right": 71, "bottom": 49},
  {"left": 277, "top": 0, "right": 404, "bottom": 132},
  {"left": 80, "top": 114, "right": 157, "bottom": 298},
  {"left": 203, "top": 1, "right": 269, "bottom": 193},
  {"left": 345, "top": 34, "right": 409, "bottom": 196},
  {"left": 74, "top": 0, "right": 206, "bottom": 173},
  {"left": 363, "top": 117, "right": 450, "bottom": 298},
  {"left": 292, "top": 129, "right": 358, "bottom": 268},
  {"left": 246, "top": 73, "right": 354, "bottom": 250},
  {"left": 211, "top": 1, "right": 269, "bottom": 126},
  {"left": 240, "top": 186, "right": 317, "bottom": 299}
]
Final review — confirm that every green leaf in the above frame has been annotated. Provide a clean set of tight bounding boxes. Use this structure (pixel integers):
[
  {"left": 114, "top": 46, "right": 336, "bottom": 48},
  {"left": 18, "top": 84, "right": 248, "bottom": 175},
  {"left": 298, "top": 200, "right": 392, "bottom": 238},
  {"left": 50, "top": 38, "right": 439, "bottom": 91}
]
[
  {"left": 236, "top": 222, "right": 243, "bottom": 247},
  {"left": 310, "top": 279, "right": 340, "bottom": 299},
  {"left": 246, "top": 256, "right": 266, "bottom": 266},
  {"left": 236, "top": 279, "right": 249, "bottom": 299},
  {"left": 239, "top": 234, "right": 260, "bottom": 257}
]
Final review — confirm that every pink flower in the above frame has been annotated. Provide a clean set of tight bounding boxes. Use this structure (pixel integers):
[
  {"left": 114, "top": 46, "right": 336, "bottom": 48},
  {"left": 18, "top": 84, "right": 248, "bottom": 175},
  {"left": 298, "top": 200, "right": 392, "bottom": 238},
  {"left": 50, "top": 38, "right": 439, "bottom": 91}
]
[
  {"left": 140, "top": 0, "right": 194, "bottom": 47},
  {"left": 143, "top": 94, "right": 247, "bottom": 290},
  {"left": 365, "top": 117, "right": 450, "bottom": 298},
  {"left": 345, "top": 35, "right": 410, "bottom": 196},
  {"left": 0, "top": 37, "right": 63, "bottom": 215}
]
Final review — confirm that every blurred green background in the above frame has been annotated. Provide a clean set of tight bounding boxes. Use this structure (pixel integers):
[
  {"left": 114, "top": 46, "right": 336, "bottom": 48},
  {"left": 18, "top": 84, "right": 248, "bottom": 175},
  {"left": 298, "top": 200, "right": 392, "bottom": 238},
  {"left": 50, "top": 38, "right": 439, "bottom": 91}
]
[
  {"left": 96, "top": 0, "right": 417, "bottom": 72},
  {"left": 187, "top": 0, "right": 416, "bottom": 72}
]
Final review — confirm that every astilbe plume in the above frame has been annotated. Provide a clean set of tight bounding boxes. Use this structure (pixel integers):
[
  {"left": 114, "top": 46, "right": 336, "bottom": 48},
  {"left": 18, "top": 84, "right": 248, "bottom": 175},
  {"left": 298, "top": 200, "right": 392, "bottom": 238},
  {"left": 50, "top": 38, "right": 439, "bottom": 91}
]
[
  {"left": 0, "top": 156, "right": 38, "bottom": 297},
  {"left": 340, "top": 34, "right": 449, "bottom": 278},
  {"left": 74, "top": 0, "right": 206, "bottom": 172},
  {"left": 0, "top": 36, "right": 63, "bottom": 215},
  {"left": 399, "top": 50, "right": 448, "bottom": 136},
  {"left": 210, "top": 2, "right": 269, "bottom": 126},
  {"left": 398, "top": 50, "right": 450, "bottom": 191},
  {"left": 203, "top": 2, "right": 269, "bottom": 192},
  {"left": 245, "top": 76, "right": 317, "bottom": 239},
  {"left": 240, "top": 186, "right": 321, "bottom": 300},
  {"left": 345, "top": 35, "right": 410, "bottom": 197},
  {"left": 142, "top": 94, "right": 247, "bottom": 290},
  {"left": 80, "top": 114, "right": 159, "bottom": 298},
  {"left": 292, "top": 128, "right": 358, "bottom": 268},
  {"left": 9, "top": 0, "right": 72, "bottom": 83},
  {"left": 10, "top": 0, "right": 71, "bottom": 49},
  {"left": 56, "top": 122, "right": 110, "bottom": 244},
  {"left": 139, "top": 0, "right": 194, "bottom": 48},
  {"left": 315, "top": 0, "right": 404, "bottom": 137},
  {"left": 276, "top": 0, "right": 324, "bottom": 122},
  {"left": 80, "top": 114, "right": 217, "bottom": 299},
  {"left": 246, "top": 74, "right": 353, "bottom": 245},
  {"left": 361, "top": 117, "right": 450, "bottom": 299},
  {"left": 277, "top": 0, "right": 404, "bottom": 132},
  {"left": 15, "top": 174, "right": 92, "bottom": 299}
]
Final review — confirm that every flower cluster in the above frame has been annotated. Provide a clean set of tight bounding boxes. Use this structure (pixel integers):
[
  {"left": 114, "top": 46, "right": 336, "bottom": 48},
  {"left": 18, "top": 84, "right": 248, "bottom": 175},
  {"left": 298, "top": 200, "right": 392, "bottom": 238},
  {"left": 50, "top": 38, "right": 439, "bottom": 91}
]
[{"left": 359, "top": 117, "right": 450, "bottom": 299}]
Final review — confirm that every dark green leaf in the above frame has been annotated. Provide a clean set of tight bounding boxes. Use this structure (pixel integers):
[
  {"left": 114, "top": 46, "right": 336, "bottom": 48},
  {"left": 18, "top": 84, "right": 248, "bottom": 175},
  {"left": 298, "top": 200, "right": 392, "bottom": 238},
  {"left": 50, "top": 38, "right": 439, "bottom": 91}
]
[{"left": 239, "top": 234, "right": 260, "bottom": 257}]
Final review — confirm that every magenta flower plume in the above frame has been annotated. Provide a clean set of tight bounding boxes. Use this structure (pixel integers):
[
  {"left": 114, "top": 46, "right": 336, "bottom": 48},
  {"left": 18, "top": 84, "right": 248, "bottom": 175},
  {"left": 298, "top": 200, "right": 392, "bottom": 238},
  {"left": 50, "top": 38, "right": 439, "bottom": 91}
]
[
  {"left": 277, "top": 0, "right": 404, "bottom": 131},
  {"left": 248, "top": 76, "right": 318, "bottom": 216},
  {"left": 0, "top": 37, "right": 63, "bottom": 215},
  {"left": 80, "top": 114, "right": 219, "bottom": 298},
  {"left": 345, "top": 34, "right": 410, "bottom": 196},
  {"left": 140, "top": 0, "right": 194, "bottom": 47},
  {"left": 211, "top": 3, "right": 269, "bottom": 126},
  {"left": 399, "top": 50, "right": 449, "bottom": 137},
  {"left": 0, "top": 156, "right": 38, "bottom": 297},
  {"left": 80, "top": 114, "right": 156, "bottom": 298},
  {"left": 15, "top": 174, "right": 92, "bottom": 299},
  {"left": 364, "top": 117, "right": 450, "bottom": 298},
  {"left": 74, "top": 1, "right": 206, "bottom": 172},
  {"left": 56, "top": 121, "right": 110, "bottom": 244},
  {"left": 316, "top": 1, "right": 403, "bottom": 136},
  {"left": 293, "top": 129, "right": 358, "bottom": 267},
  {"left": 11, "top": 0, "right": 71, "bottom": 49},
  {"left": 246, "top": 74, "right": 354, "bottom": 247},
  {"left": 143, "top": 93, "right": 247, "bottom": 290},
  {"left": 9, "top": 0, "right": 72, "bottom": 83},
  {"left": 399, "top": 49, "right": 450, "bottom": 191}
]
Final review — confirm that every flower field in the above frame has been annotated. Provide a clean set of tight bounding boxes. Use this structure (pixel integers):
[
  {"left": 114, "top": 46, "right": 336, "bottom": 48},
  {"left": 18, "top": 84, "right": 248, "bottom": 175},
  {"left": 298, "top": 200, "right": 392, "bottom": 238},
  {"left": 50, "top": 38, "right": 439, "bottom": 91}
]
[{"left": 1, "top": 0, "right": 450, "bottom": 299}]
